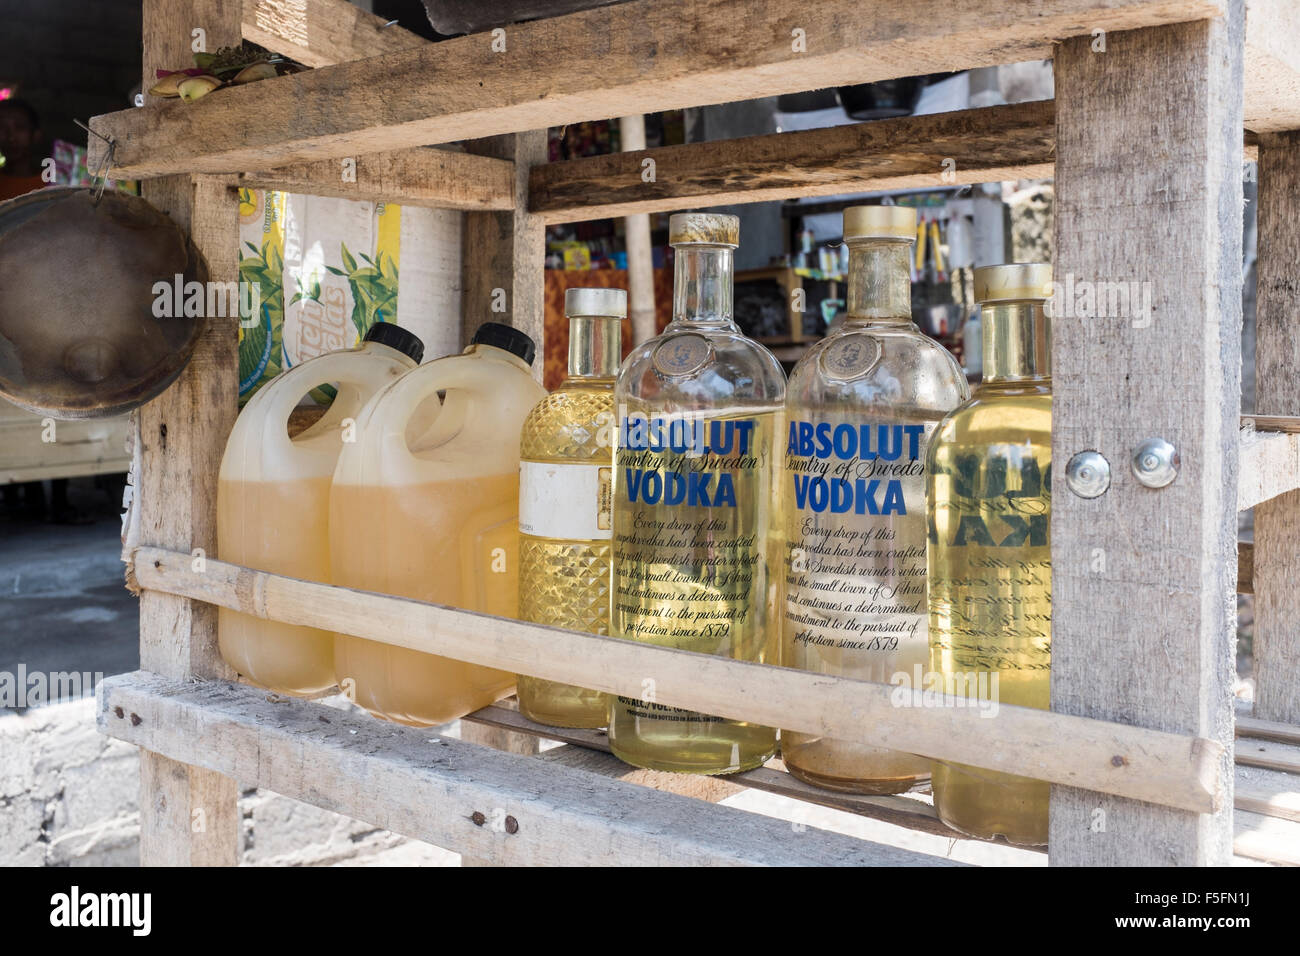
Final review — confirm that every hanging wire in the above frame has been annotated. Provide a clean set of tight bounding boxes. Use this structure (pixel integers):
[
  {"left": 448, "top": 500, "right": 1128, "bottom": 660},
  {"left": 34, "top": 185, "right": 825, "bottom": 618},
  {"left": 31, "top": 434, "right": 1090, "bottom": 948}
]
[{"left": 73, "top": 118, "right": 117, "bottom": 204}]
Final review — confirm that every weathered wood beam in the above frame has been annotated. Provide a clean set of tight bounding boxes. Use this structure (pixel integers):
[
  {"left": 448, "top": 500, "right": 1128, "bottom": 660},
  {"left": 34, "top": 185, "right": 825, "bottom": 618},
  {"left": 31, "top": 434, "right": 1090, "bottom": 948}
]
[
  {"left": 1251, "top": 128, "right": 1300, "bottom": 727},
  {"left": 100, "top": 671, "right": 954, "bottom": 866},
  {"left": 242, "top": 0, "right": 427, "bottom": 67},
  {"left": 131, "top": 546, "right": 1224, "bottom": 814},
  {"left": 1049, "top": 10, "right": 1243, "bottom": 865},
  {"left": 1243, "top": 0, "right": 1300, "bottom": 132},
  {"left": 133, "top": 0, "right": 242, "bottom": 867},
  {"left": 531, "top": 101, "right": 1056, "bottom": 223},
  {"left": 1238, "top": 426, "right": 1300, "bottom": 510},
  {"left": 90, "top": 0, "right": 1225, "bottom": 178},
  {"left": 235, "top": 146, "right": 516, "bottom": 210}
]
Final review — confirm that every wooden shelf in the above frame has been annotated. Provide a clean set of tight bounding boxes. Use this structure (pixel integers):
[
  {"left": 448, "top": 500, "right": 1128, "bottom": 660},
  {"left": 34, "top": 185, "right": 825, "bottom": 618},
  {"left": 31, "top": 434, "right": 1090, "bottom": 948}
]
[
  {"left": 91, "top": 0, "right": 1300, "bottom": 179},
  {"left": 108, "top": 0, "right": 1300, "bottom": 867},
  {"left": 131, "top": 546, "right": 1222, "bottom": 814}
]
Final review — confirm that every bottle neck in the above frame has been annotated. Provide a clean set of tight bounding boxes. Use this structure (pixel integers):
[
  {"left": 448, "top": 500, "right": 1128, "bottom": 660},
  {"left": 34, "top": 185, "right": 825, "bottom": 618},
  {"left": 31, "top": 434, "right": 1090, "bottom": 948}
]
[
  {"left": 671, "top": 244, "right": 735, "bottom": 328},
  {"left": 844, "top": 238, "right": 913, "bottom": 327},
  {"left": 981, "top": 301, "right": 1051, "bottom": 384},
  {"left": 567, "top": 315, "right": 622, "bottom": 379}
]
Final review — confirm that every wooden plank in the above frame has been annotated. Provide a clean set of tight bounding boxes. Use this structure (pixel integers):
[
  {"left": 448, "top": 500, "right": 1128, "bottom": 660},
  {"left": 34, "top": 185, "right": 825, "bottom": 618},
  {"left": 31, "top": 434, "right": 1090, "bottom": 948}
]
[
  {"left": 1251, "top": 128, "right": 1300, "bottom": 727},
  {"left": 99, "top": 671, "right": 955, "bottom": 866},
  {"left": 1243, "top": 0, "right": 1300, "bottom": 132},
  {"left": 1238, "top": 427, "right": 1300, "bottom": 510},
  {"left": 235, "top": 147, "right": 516, "bottom": 210},
  {"left": 131, "top": 547, "right": 1225, "bottom": 814},
  {"left": 241, "top": 0, "right": 426, "bottom": 68},
  {"left": 465, "top": 702, "right": 969, "bottom": 838},
  {"left": 1235, "top": 766, "right": 1300, "bottom": 823},
  {"left": 88, "top": 0, "right": 1226, "bottom": 178},
  {"left": 460, "top": 132, "right": 546, "bottom": 366},
  {"left": 1238, "top": 714, "right": 1300, "bottom": 746},
  {"left": 1243, "top": 413, "right": 1300, "bottom": 433},
  {"left": 1236, "top": 738, "right": 1300, "bottom": 775},
  {"left": 467, "top": 702, "right": 1300, "bottom": 855},
  {"left": 1049, "top": 12, "right": 1243, "bottom": 865},
  {"left": 133, "top": 0, "right": 243, "bottom": 867},
  {"left": 1234, "top": 809, "right": 1300, "bottom": 865},
  {"left": 532, "top": 101, "right": 1055, "bottom": 224}
]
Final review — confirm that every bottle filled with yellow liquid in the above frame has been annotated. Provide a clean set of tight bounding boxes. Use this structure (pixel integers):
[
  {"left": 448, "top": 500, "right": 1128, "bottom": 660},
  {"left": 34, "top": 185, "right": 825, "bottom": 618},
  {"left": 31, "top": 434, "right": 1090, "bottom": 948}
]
[
  {"left": 217, "top": 323, "right": 424, "bottom": 695},
  {"left": 609, "top": 213, "right": 785, "bottom": 774},
  {"left": 330, "top": 324, "right": 546, "bottom": 726},
  {"left": 517, "top": 288, "right": 625, "bottom": 728},
  {"left": 926, "top": 263, "right": 1053, "bottom": 845},
  {"left": 782, "top": 206, "right": 968, "bottom": 794}
]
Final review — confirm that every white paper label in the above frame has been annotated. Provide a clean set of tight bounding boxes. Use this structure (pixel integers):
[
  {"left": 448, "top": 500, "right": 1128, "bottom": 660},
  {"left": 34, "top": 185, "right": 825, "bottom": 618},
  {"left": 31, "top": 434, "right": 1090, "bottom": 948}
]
[{"left": 519, "top": 461, "right": 612, "bottom": 540}]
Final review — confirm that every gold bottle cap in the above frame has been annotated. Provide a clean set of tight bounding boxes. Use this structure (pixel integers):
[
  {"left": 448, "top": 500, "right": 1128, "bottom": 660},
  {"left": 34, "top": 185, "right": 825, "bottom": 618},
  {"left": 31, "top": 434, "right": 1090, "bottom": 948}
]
[
  {"left": 974, "top": 263, "right": 1054, "bottom": 304},
  {"left": 669, "top": 212, "right": 740, "bottom": 247},
  {"left": 843, "top": 205, "right": 916, "bottom": 240},
  {"left": 564, "top": 287, "right": 627, "bottom": 318}
]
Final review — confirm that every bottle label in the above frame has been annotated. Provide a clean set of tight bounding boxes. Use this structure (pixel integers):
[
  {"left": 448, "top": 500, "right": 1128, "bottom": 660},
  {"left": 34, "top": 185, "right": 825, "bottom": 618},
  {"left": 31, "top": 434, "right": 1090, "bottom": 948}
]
[
  {"left": 519, "top": 461, "right": 613, "bottom": 540},
  {"left": 784, "top": 419, "right": 931, "bottom": 673},
  {"left": 928, "top": 448, "right": 1052, "bottom": 673}
]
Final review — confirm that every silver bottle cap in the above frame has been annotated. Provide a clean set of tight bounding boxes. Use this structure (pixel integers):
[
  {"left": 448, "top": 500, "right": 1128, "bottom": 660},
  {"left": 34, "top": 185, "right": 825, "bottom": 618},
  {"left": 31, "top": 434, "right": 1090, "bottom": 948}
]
[{"left": 565, "top": 287, "right": 628, "bottom": 318}]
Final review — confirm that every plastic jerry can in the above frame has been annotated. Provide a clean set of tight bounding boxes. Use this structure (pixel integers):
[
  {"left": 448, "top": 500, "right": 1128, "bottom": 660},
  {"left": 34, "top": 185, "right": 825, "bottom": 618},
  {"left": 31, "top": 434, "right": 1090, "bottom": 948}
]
[
  {"left": 217, "top": 323, "right": 425, "bottom": 695},
  {"left": 330, "top": 323, "right": 546, "bottom": 726}
]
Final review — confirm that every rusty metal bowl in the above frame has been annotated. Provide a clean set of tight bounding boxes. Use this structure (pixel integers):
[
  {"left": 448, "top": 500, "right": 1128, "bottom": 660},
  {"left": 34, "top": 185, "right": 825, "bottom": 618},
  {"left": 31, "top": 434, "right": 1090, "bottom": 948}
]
[{"left": 0, "top": 186, "right": 208, "bottom": 419}]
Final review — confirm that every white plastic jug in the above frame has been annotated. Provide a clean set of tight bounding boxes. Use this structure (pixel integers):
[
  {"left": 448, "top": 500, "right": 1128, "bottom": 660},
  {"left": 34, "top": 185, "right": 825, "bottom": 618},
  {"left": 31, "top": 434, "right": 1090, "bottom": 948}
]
[
  {"left": 217, "top": 323, "right": 424, "bottom": 695},
  {"left": 330, "top": 323, "right": 546, "bottom": 726}
]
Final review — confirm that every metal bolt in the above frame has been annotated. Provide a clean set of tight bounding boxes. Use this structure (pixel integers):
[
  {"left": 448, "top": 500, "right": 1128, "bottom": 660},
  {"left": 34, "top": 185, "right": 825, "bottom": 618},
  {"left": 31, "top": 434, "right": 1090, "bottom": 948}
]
[
  {"left": 1066, "top": 450, "right": 1111, "bottom": 498},
  {"left": 470, "top": 811, "right": 486, "bottom": 826},
  {"left": 504, "top": 815, "right": 519, "bottom": 834},
  {"left": 1131, "top": 438, "right": 1179, "bottom": 488}
]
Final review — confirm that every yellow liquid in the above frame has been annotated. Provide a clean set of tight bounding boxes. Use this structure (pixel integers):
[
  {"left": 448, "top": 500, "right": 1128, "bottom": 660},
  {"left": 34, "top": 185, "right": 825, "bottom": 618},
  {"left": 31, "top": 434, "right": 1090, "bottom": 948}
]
[
  {"left": 218, "top": 476, "right": 337, "bottom": 695},
  {"left": 926, "top": 387, "right": 1051, "bottom": 846},
  {"left": 781, "top": 417, "right": 937, "bottom": 794},
  {"left": 608, "top": 410, "right": 781, "bottom": 774},
  {"left": 331, "top": 474, "right": 520, "bottom": 726},
  {"left": 517, "top": 383, "right": 616, "bottom": 729}
]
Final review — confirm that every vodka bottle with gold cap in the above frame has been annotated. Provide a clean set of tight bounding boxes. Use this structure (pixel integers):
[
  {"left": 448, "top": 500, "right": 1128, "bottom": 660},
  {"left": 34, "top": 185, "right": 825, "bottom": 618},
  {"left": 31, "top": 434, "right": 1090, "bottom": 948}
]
[
  {"left": 517, "top": 288, "right": 625, "bottom": 728},
  {"left": 782, "top": 205, "right": 968, "bottom": 794},
  {"left": 927, "top": 262, "right": 1053, "bottom": 846},
  {"left": 609, "top": 212, "right": 785, "bottom": 774}
]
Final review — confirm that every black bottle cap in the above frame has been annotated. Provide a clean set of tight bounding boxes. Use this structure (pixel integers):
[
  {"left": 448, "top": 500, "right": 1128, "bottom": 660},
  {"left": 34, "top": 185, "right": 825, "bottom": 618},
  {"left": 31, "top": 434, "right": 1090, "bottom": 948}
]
[
  {"left": 363, "top": 322, "right": 424, "bottom": 364},
  {"left": 471, "top": 322, "right": 537, "bottom": 366}
]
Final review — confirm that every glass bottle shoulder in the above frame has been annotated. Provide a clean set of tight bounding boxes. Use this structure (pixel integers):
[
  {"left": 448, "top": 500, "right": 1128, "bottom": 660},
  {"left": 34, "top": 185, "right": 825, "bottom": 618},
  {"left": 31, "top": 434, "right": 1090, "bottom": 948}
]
[
  {"left": 786, "top": 322, "right": 969, "bottom": 416},
  {"left": 617, "top": 325, "right": 786, "bottom": 410},
  {"left": 930, "top": 384, "right": 1052, "bottom": 450},
  {"left": 520, "top": 378, "right": 615, "bottom": 462}
]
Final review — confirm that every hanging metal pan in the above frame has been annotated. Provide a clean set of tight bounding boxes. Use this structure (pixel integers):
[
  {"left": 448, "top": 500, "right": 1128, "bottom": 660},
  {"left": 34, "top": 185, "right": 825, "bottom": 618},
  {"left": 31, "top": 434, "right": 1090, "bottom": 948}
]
[{"left": 0, "top": 186, "right": 208, "bottom": 419}]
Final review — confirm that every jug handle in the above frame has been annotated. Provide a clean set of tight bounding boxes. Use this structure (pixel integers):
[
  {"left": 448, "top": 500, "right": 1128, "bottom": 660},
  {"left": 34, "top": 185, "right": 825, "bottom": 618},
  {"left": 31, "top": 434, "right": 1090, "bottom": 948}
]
[
  {"left": 371, "top": 359, "right": 498, "bottom": 458},
  {"left": 259, "top": 350, "right": 396, "bottom": 451}
]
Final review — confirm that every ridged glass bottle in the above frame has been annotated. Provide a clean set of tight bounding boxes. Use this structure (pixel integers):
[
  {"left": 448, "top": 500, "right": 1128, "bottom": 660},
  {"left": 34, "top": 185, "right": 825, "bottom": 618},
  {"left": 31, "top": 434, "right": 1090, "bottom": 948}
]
[
  {"left": 782, "top": 206, "right": 968, "bottom": 794},
  {"left": 609, "top": 212, "right": 785, "bottom": 775},
  {"left": 517, "top": 288, "right": 626, "bottom": 728},
  {"left": 926, "top": 263, "right": 1053, "bottom": 846}
]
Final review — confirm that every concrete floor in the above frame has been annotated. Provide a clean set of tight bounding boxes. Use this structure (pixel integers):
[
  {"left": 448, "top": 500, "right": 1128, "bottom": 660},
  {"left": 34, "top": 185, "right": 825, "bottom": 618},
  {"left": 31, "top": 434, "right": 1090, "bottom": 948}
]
[{"left": 0, "top": 476, "right": 138, "bottom": 703}]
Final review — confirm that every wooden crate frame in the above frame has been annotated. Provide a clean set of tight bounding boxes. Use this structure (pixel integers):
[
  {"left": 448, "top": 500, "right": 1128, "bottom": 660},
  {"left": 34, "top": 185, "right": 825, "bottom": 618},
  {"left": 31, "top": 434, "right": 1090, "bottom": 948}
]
[{"left": 92, "top": 0, "right": 1300, "bottom": 866}]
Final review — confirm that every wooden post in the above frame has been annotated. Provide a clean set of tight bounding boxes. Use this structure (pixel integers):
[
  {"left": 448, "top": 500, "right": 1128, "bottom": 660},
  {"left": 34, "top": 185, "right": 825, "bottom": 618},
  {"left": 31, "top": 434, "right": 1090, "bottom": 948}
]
[
  {"left": 135, "top": 0, "right": 242, "bottom": 865},
  {"left": 1050, "top": 8, "right": 1243, "bottom": 865},
  {"left": 461, "top": 131, "right": 548, "bottom": 380},
  {"left": 619, "top": 115, "right": 657, "bottom": 346},
  {"left": 1252, "top": 127, "right": 1300, "bottom": 726}
]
